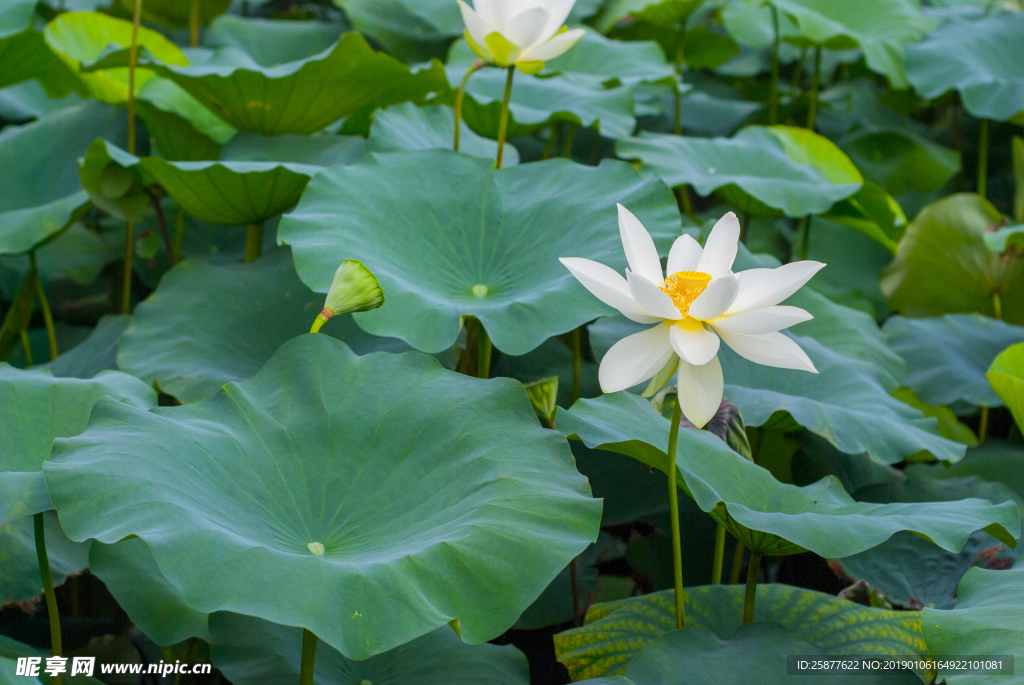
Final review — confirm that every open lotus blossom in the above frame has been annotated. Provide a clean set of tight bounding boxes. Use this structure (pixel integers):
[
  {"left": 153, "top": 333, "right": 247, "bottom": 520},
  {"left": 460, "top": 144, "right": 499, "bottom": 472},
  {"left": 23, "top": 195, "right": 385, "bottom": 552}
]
[
  {"left": 457, "top": 0, "right": 587, "bottom": 74},
  {"left": 560, "top": 206, "right": 824, "bottom": 428}
]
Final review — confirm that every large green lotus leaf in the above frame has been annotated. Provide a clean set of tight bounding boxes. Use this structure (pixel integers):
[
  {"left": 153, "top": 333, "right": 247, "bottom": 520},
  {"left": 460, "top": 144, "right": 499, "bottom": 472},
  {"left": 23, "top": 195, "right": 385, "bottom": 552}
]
[
  {"left": 44, "top": 314, "right": 130, "bottom": 379},
  {"left": 43, "top": 11, "right": 189, "bottom": 105},
  {"left": 89, "top": 537, "right": 211, "bottom": 646},
  {"left": 133, "top": 75, "right": 237, "bottom": 148},
  {"left": 820, "top": 180, "right": 908, "bottom": 253},
  {"left": 594, "top": 0, "right": 704, "bottom": 34},
  {"left": 907, "top": 440, "right": 1024, "bottom": 504},
  {"left": 732, "top": 246, "right": 906, "bottom": 387},
  {"left": 558, "top": 393, "right": 1017, "bottom": 557},
  {"left": 0, "top": 101, "right": 125, "bottom": 256},
  {"left": 279, "top": 151, "right": 679, "bottom": 356},
  {"left": 922, "top": 561, "right": 1024, "bottom": 685},
  {"left": 616, "top": 125, "right": 862, "bottom": 217},
  {"left": 840, "top": 474, "right": 1024, "bottom": 608},
  {"left": 115, "top": 0, "right": 232, "bottom": 29},
  {"left": 840, "top": 129, "right": 960, "bottom": 196},
  {"left": 210, "top": 614, "right": 529, "bottom": 685},
  {"left": 204, "top": 15, "right": 342, "bottom": 67},
  {"left": 767, "top": 0, "right": 936, "bottom": 88},
  {"left": 366, "top": 102, "right": 518, "bottom": 164},
  {"left": 0, "top": 364, "right": 155, "bottom": 527},
  {"left": 117, "top": 247, "right": 412, "bottom": 404},
  {"left": 81, "top": 138, "right": 322, "bottom": 226},
  {"left": 906, "top": 12, "right": 1024, "bottom": 122},
  {"left": 988, "top": 343, "right": 1024, "bottom": 431},
  {"left": 123, "top": 33, "right": 448, "bottom": 135},
  {"left": 45, "top": 334, "right": 602, "bottom": 659},
  {"left": 554, "top": 585, "right": 926, "bottom": 681},
  {"left": 447, "top": 65, "right": 636, "bottom": 141},
  {"left": 332, "top": 0, "right": 460, "bottom": 62},
  {"left": 220, "top": 131, "right": 366, "bottom": 167},
  {"left": 0, "top": 81, "right": 82, "bottom": 123},
  {"left": 0, "top": 9, "right": 81, "bottom": 99},
  {"left": 881, "top": 194, "right": 1024, "bottom": 325},
  {"left": 884, "top": 315, "right": 1024, "bottom": 408},
  {"left": 0, "top": 512, "right": 90, "bottom": 605},
  {"left": 721, "top": 335, "right": 965, "bottom": 465}
]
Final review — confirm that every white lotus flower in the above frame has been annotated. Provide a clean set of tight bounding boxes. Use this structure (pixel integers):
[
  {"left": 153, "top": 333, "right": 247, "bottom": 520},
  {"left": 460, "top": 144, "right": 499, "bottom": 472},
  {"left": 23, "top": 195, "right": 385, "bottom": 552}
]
[
  {"left": 457, "top": 0, "right": 587, "bottom": 74},
  {"left": 560, "top": 206, "right": 824, "bottom": 428}
]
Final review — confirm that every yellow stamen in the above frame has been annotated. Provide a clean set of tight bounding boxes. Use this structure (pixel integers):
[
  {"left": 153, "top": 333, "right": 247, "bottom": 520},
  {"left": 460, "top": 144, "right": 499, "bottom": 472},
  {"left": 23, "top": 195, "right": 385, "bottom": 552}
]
[{"left": 660, "top": 271, "right": 711, "bottom": 315}]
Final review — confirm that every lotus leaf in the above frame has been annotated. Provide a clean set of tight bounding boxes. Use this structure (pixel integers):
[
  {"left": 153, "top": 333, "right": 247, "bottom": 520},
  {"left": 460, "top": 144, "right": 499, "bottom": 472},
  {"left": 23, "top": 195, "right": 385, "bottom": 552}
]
[
  {"left": 280, "top": 150, "right": 680, "bottom": 356},
  {"left": 987, "top": 343, "right": 1024, "bottom": 432},
  {"left": 0, "top": 512, "right": 90, "bottom": 605},
  {"left": 210, "top": 615, "right": 530, "bottom": 685},
  {"left": 204, "top": 15, "right": 342, "bottom": 67},
  {"left": 45, "top": 334, "right": 602, "bottom": 658},
  {"left": 367, "top": 102, "right": 519, "bottom": 163},
  {"left": 616, "top": 125, "right": 862, "bottom": 217},
  {"left": 558, "top": 392, "right": 1017, "bottom": 557},
  {"left": 117, "top": 247, "right": 412, "bottom": 403},
  {"left": 115, "top": 0, "right": 233, "bottom": 30},
  {"left": 881, "top": 194, "right": 1024, "bottom": 325},
  {"left": 554, "top": 585, "right": 926, "bottom": 681}
]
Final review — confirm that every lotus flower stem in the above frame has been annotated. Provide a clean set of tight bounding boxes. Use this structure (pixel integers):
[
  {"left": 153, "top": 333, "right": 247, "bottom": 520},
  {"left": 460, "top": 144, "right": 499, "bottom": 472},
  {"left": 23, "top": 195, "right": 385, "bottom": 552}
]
[
  {"left": 570, "top": 327, "right": 582, "bottom": 405},
  {"left": 541, "top": 125, "right": 557, "bottom": 160},
  {"left": 979, "top": 406, "right": 989, "bottom": 443},
  {"left": 299, "top": 628, "right": 317, "bottom": 685},
  {"left": 148, "top": 191, "right": 176, "bottom": 265},
  {"left": 189, "top": 0, "right": 200, "bottom": 47},
  {"left": 729, "top": 540, "right": 746, "bottom": 584},
  {"left": 20, "top": 330, "right": 33, "bottom": 366},
  {"left": 123, "top": 0, "right": 142, "bottom": 315},
  {"left": 454, "top": 61, "right": 482, "bottom": 152},
  {"left": 711, "top": 523, "right": 726, "bottom": 584},
  {"left": 34, "top": 513, "right": 63, "bottom": 685},
  {"left": 791, "top": 48, "right": 806, "bottom": 95},
  {"left": 495, "top": 67, "right": 515, "bottom": 170},
  {"left": 122, "top": 221, "right": 134, "bottom": 314},
  {"left": 476, "top": 322, "right": 492, "bottom": 379},
  {"left": 666, "top": 398, "right": 686, "bottom": 629},
  {"left": 589, "top": 126, "right": 602, "bottom": 165},
  {"left": 806, "top": 46, "right": 821, "bottom": 130},
  {"left": 993, "top": 291, "right": 1002, "bottom": 320},
  {"left": 799, "top": 215, "right": 812, "bottom": 261},
  {"left": 977, "top": 118, "right": 990, "bottom": 199},
  {"left": 769, "top": 6, "right": 780, "bottom": 125},
  {"left": 29, "top": 251, "right": 58, "bottom": 361},
  {"left": 245, "top": 223, "right": 263, "bottom": 263},
  {"left": 742, "top": 552, "right": 762, "bottom": 622},
  {"left": 674, "top": 186, "right": 695, "bottom": 219},
  {"left": 562, "top": 123, "right": 578, "bottom": 158}
]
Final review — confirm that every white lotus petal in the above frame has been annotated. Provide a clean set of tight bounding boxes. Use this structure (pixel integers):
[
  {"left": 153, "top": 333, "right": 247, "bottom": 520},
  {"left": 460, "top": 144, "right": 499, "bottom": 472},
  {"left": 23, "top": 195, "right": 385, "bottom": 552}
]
[
  {"left": 542, "top": 0, "right": 577, "bottom": 39},
  {"left": 717, "top": 330, "right": 817, "bottom": 372},
  {"left": 669, "top": 322, "right": 720, "bottom": 366},
  {"left": 472, "top": 0, "right": 499, "bottom": 27},
  {"left": 458, "top": 0, "right": 494, "bottom": 46},
  {"left": 627, "top": 270, "right": 681, "bottom": 320},
  {"left": 522, "top": 27, "right": 585, "bottom": 61},
  {"left": 598, "top": 322, "right": 675, "bottom": 393},
  {"left": 710, "top": 306, "right": 813, "bottom": 335},
  {"left": 695, "top": 212, "right": 740, "bottom": 279},
  {"left": 666, "top": 233, "right": 703, "bottom": 275},
  {"left": 677, "top": 356, "right": 724, "bottom": 429},
  {"left": 504, "top": 7, "right": 549, "bottom": 50},
  {"left": 559, "top": 258, "right": 658, "bottom": 322},
  {"left": 688, "top": 273, "right": 738, "bottom": 321},
  {"left": 617, "top": 203, "right": 663, "bottom": 284},
  {"left": 727, "top": 261, "right": 826, "bottom": 314}
]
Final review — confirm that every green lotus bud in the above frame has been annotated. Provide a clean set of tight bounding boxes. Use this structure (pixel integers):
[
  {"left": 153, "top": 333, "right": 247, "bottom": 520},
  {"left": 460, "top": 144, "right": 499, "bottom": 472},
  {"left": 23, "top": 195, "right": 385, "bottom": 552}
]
[
  {"left": 310, "top": 260, "right": 385, "bottom": 333},
  {"left": 524, "top": 376, "right": 559, "bottom": 428}
]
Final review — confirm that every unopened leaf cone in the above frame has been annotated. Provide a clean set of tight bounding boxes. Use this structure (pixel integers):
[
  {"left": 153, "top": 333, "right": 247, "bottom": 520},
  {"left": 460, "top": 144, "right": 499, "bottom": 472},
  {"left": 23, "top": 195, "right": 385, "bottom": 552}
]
[
  {"left": 310, "top": 260, "right": 385, "bottom": 333},
  {"left": 457, "top": 0, "right": 587, "bottom": 74},
  {"left": 561, "top": 206, "right": 824, "bottom": 428}
]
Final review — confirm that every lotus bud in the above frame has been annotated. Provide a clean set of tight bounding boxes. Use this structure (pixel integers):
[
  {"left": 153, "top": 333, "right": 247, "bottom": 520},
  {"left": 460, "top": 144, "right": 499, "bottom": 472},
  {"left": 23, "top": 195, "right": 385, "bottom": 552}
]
[
  {"left": 524, "top": 376, "right": 559, "bottom": 429},
  {"left": 310, "top": 260, "right": 385, "bottom": 333}
]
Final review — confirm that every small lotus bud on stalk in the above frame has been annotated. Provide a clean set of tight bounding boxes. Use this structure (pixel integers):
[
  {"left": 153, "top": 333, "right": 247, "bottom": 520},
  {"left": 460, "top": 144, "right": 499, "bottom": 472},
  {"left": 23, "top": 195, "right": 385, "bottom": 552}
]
[
  {"left": 310, "top": 260, "right": 385, "bottom": 333},
  {"left": 524, "top": 376, "right": 559, "bottom": 429}
]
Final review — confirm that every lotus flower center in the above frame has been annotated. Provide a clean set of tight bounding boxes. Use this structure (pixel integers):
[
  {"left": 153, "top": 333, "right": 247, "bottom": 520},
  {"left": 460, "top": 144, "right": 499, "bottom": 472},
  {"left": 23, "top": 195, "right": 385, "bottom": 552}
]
[{"left": 660, "top": 271, "right": 711, "bottom": 315}]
